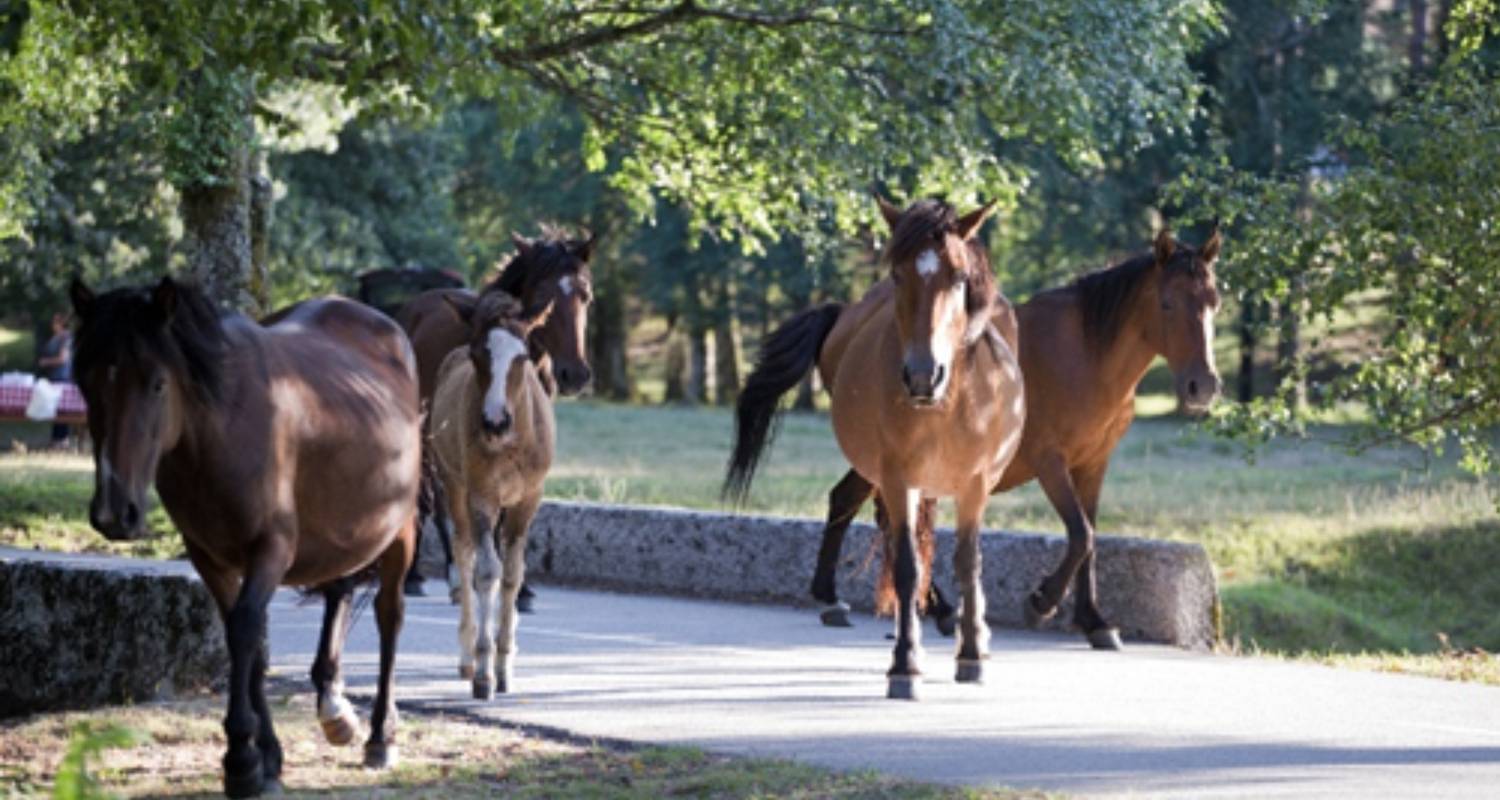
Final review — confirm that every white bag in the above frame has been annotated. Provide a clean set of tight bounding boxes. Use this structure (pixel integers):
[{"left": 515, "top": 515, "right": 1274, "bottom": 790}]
[{"left": 25, "top": 378, "right": 61, "bottom": 421}]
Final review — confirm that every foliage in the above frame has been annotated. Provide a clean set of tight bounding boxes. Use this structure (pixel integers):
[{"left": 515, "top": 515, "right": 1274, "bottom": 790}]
[
  {"left": 1170, "top": 9, "right": 1500, "bottom": 473},
  {"left": 51, "top": 722, "right": 148, "bottom": 800}
]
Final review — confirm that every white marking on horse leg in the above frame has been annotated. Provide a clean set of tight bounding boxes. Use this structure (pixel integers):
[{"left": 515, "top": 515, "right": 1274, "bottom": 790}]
[{"left": 473, "top": 529, "right": 501, "bottom": 685}]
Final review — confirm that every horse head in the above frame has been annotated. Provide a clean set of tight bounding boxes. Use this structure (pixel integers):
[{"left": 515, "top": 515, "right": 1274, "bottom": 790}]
[
  {"left": 488, "top": 229, "right": 595, "bottom": 395},
  {"left": 69, "top": 276, "right": 224, "bottom": 541},
  {"left": 878, "top": 196, "right": 998, "bottom": 406},
  {"left": 448, "top": 292, "right": 553, "bottom": 441},
  {"left": 1148, "top": 226, "right": 1223, "bottom": 414}
]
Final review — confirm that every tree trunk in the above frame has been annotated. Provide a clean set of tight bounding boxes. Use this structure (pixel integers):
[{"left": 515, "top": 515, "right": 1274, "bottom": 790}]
[
  {"left": 1275, "top": 298, "right": 1304, "bottom": 410},
  {"left": 181, "top": 160, "right": 254, "bottom": 311},
  {"left": 589, "top": 271, "right": 632, "bottom": 400},
  {"left": 663, "top": 327, "right": 687, "bottom": 403},
  {"left": 794, "top": 373, "right": 817, "bottom": 411},
  {"left": 712, "top": 280, "right": 740, "bottom": 406},
  {"left": 1237, "top": 302, "right": 1257, "bottom": 403},
  {"left": 686, "top": 325, "right": 710, "bottom": 405},
  {"left": 1409, "top": 0, "right": 1429, "bottom": 76},
  {"left": 248, "top": 169, "right": 273, "bottom": 315}
]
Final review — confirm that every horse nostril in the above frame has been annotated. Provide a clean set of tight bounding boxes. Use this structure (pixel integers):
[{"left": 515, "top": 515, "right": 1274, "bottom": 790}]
[
  {"left": 933, "top": 364, "right": 947, "bottom": 390},
  {"left": 123, "top": 503, "right": 140, "bottom": 530},
  {"left": 901, "top": 364, "right": 912, "bottom": 389},
  {"left": 1188, "top": 379, "right": 1199, "bottom": 399}
]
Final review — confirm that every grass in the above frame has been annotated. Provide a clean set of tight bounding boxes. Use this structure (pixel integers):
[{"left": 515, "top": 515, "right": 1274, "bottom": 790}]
[
  {"left": 3, "top": 401, "right": 1497, "bottom": 684},
  {"left": 0, "top": 694, "right": 1041, "bottom": 799}
]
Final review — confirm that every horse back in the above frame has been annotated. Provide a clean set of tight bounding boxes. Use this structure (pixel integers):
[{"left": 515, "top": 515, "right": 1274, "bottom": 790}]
[{"left": 397, "top": 288, "right": 478, "bottom": 405}]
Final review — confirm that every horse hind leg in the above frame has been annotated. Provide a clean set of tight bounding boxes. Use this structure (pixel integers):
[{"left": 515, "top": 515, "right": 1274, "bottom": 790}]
[
  {"left": 470, "top": 508, "right": 502, "bottom": 700},
  {"left": 311, "top": 577, "right": 360, "bottom": 746},
  {"left": 365, "top": 516, "right": 416, "bottom": 770},
  {"left": 812, "top": 470, "right": 873, "bottom": 627}
]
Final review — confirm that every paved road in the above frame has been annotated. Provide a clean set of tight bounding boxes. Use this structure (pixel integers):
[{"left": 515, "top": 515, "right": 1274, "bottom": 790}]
[{"left": 266, "top": 584, "right": 1500, "bottom": 798}]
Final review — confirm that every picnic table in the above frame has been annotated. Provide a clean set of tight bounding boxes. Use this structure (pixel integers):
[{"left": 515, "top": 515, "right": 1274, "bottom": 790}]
[{"left": 0, "top": 382, "right": 88, "bottom": 424}]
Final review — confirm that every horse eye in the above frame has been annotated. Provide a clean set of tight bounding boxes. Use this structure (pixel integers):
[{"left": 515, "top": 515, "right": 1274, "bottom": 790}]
[{"left": 152, "top": 377, "right": 167, "bottom": 395}]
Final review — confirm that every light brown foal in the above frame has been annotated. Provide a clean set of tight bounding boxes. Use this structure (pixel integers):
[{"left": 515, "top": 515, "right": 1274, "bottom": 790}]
[
  {"left": 427, "top": 292, "right": 555, "bottom": 699},
  {"left": 727, "top": 198, "right": 1025, "bottom": 699}
]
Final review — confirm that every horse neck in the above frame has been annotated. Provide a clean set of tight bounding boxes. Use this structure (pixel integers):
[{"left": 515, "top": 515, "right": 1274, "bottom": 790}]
[{"left": 1093, "top": 288, "right": 1164, "bottom": 405}]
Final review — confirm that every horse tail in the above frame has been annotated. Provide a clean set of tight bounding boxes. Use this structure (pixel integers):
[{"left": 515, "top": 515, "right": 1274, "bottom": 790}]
[
  {"left": 722, "top": 303, "right": 843, "bottom": 505},
  {"left": 874, "top": 495, "right": 937, "bottom": 617}
]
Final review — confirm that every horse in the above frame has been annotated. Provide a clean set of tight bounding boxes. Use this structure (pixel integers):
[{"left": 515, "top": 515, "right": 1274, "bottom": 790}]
[
  {"left": 397, "top": 227, "right": 593, "bottom": 603},
  {"left": 809, "top": 226, "right": 1224, "bottom": 649},
  {"left": 69, "top": 277, "right": 422, "bottom": 798},
  {"left": 398, "top": 228, "right": 596, "bottom": 400},
  {"left": 426, "top": 292, "right": 555, "bottom": 699},
  {"left": 726, "top": 197, "right": 1026, "bottom": 700}
]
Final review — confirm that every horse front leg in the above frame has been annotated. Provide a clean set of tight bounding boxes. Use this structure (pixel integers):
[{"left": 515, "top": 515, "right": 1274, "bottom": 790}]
[
  {"left": 879, "top": 477, "right": 923, "bottom": 700},
  {"left": 311, "top": 576, "right": 359, "bottom": 746},
  {"left": 953, "top": 479, "right": 991, "bottom": 683},
  {"left": 469, "top": 506, "right": 501, "bottom": 700},
  {"left": 1026, "top": 454, "right": 1093, "bottom": 628},
  {"left": 1070, "top": 464, "right": 1122, "bottom": 650},
  {"left": 496, "top": 493, "right": 541, "bottom": 694},
  {"left": 221, "top": 540, "right": 292, "bottom": 798},
  {"left": 812, "top": 469, "right": 874, "bottom": 627},
  {"left": 365, "top": 516, "right": 415, "bottom": 769},
  {"left": 446, "top": 483, "right": 478, "bottom": 679}
]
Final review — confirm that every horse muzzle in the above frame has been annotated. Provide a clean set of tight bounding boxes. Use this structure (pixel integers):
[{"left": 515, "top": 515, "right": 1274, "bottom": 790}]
[
  {"left": 554, "top": 361, "right": 592, "bottom": 396},
  {"left": 901, "top": 358, "right": 948, "bottom": 407},
  {"left": 1177, "top": 370, "right": 1223, "bottom": 415},
  {"left": 89, "top": 490, "right": 147, "bottom": 541},
  {"left": 481, "top": 409, "right": 514, "bottom": 439}
]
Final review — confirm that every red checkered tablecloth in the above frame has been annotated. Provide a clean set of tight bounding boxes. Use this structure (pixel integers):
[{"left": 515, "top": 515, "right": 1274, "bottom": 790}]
[{"left": 0, "top": 382, "right": 88, "bottom": 419}]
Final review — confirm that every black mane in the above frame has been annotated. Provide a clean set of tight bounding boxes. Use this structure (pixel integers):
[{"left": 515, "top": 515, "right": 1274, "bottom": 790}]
[
  {"left": 482, "top": 227, "right": 591, "bottom": 301},
  {"left": 1059, "top": 243, "right": 1209, "bottom": 352},
  {"left": 74, "top": 281, "right": 226, "bottom": 403}
]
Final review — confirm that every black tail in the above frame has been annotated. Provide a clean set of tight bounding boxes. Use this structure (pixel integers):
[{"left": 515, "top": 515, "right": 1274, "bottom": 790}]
[{"left": 723, "top": 303, "right": 843, "bottom": 505}]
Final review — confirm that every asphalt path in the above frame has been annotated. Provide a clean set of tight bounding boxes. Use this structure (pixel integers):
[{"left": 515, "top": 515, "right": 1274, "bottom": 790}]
[{"left": 265, "top": 583, "right": 1500, "bottom": 798}]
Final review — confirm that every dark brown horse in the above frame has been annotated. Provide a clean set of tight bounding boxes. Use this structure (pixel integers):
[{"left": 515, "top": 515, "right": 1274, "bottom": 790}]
[
  {"left": 727, "top": 198, "right": 1026, "bottom": 700},
  {"left": 70, "top": 277, "right": 422, "bottom": 798},
  {"left": 810, "top": 226, "right": 1223, "bottom": 649},
  {"left": 398, "top": 228, "right": 596, "bottom": 400}
]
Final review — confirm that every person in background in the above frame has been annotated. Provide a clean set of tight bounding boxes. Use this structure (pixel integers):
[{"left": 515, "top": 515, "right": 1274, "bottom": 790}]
[{"left": 36, "top": 311, "right": 73, "bottom": 448}]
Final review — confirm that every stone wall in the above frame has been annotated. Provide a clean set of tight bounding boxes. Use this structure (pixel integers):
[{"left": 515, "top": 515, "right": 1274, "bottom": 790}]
[
  {"left": 418, "top": 501, "right": 1219, "bottom": 649},
  {"left": 0, "top": 548, "right": 225, "bottom": 718}
]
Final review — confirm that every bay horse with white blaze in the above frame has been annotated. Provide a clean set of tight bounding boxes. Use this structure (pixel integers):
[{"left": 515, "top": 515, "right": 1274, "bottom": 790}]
[
  {"left": 726, "top": 197, "right": 1026, "bottom": 700},
  {"left": 427, "top": 292, "right": 555, "bottom": 699},
  {"left": 810, "top": 226, "right": 1223, "bottom": 648},
  {"left": 70, "top": 277, "right": 422, "bottom": 798}
]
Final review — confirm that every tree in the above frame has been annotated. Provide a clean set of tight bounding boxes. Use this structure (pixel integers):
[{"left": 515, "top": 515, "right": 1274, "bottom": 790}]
[{"left": 2, "top": 0, "right": 1221, "bottom": 312}]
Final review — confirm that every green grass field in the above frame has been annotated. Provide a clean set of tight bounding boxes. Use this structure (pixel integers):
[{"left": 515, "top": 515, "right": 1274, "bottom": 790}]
[{"left": 3, "top": 401, "right": 1497, "bottom": 684}]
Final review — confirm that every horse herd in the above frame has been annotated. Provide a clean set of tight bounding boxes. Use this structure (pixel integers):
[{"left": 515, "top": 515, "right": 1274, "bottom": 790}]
[{"left": 65, "top": 198, "right": 1222, "bottom": 797}]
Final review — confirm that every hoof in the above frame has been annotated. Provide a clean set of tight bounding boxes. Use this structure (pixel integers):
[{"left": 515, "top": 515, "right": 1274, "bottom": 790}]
[
  {"left": 458, "top": 663, "right": 474, "bottom": 680},
  {"left": 934, "top": 612, "right": 957, "bottom": 638},
  {"left": 363, "top": 741, "right": 399, "bottom": 770},
  {"left": 1022, "top": 592, "right": 1056, "bottom": 629},
  {"left": 819, "top": 602, "right": 852, "bottom": 628},
  {"left": 472, "top": 678, "right": 494, "bottom": 700},
  {"left": 402, "top": 579, "right": 426, "bottom": 597},
  {"left": 886, "top": 675, "right": 921, "bottom": 701},
  {"left": 318, "top": 709, "right": 360, "bottom": 747},
  {"left": 955, "top": 659, "right": 984, "bottom": 684},
  {"left": 261, "top": 778, "right": 284, "bottom": 796},
  {"left": 516, "top": 594, "right": 535, "bottom": 614},
  {"left": 1087, "top": 627, "right": 1124, "bottom": 651},
  {"left": 224, "top": 768, "right": 265, "bottom": 799}
]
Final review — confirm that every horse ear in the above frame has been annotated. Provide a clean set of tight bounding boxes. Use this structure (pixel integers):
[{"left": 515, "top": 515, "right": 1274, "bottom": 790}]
[
  {"left": 522, "top": 298, "right": 556, "bottom": 334},
  {"left": 957, "top": 199, "right": 999, "bottom": 241},
  {"left": 571, "top": 229, "right": 596, "bottom": 262},
  {"left": 70, "top": 277, "right": 95, "bottom": 319},
  {"left": 441, "top": 293, "right": 476, "bottom": 325},
  {"left": 874, "top": 194, "right": 902, "bottom": 231},
  {"left": 152, "top": 276, "right": 179, "bottom": 323},
  {"left": 511, "top": 232, "right": 533, "bottom": 256},
  {"left": 1199, "top": 222, "right": 1222, "bottom": 268},
  {"left": 1153, "top": 228, "right": 1176, "bottom": 265}
]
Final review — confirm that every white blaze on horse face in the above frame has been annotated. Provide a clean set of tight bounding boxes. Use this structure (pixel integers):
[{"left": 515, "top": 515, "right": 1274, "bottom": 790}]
[
  {"left": 915, "top": 249, "right": 940, "bottom": 281},
  {"left": 483, "top": 328, "right": 530, "bottom": 427},
  {"left": 558, "top": 275, "right": 574, "bottom": 297}
]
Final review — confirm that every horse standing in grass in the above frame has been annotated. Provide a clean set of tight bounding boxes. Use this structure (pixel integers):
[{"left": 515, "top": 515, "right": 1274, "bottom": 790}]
[
  {"left": 810, "top": 226, "right": 1224, "bottom": 649},
  {"left": 427, "top": 292, "right": 555, "bottom": 699},
  {"left": 70, "top": 278, "right": 421, "bottom": 798},
  {"left": 726, "top": 197, "right": 1025, "bottom": 699}
]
